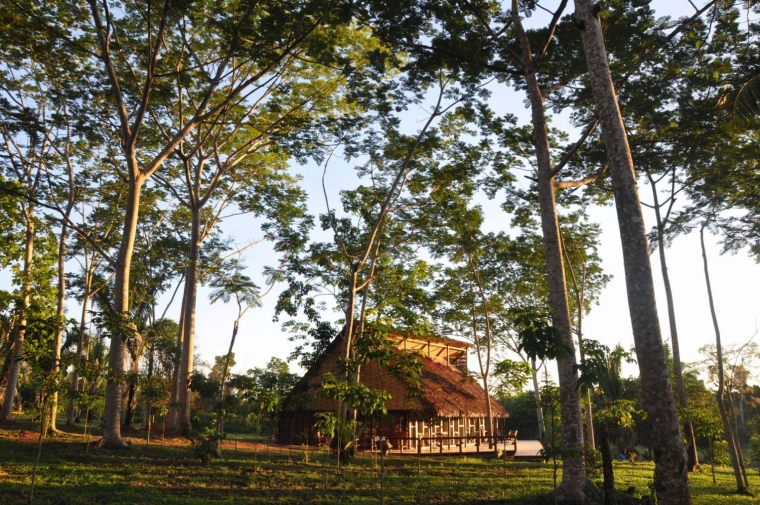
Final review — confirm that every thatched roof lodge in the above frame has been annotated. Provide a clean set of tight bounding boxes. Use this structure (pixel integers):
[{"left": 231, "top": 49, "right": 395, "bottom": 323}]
[{"left": 277, "top": 330, "right": 508, "bottom": 452}]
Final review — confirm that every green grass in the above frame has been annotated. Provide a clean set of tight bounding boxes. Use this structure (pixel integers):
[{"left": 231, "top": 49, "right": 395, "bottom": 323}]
[{"left": 0, "top": 423, "right": 757, "bottom": 504}]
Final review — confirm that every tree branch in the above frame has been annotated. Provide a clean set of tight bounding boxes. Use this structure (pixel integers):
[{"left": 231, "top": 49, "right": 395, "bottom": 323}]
[{"left": 554, "top": 163, "right": 608, "bottom": 189}]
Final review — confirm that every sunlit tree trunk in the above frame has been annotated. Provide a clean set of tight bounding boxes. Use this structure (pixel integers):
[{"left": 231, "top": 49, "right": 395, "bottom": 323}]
[
  {"left": 178, "top": 205, "right": 201, "bottom": 435},
  {"left": 49, "top": 218, "right": 69, "bottom": 432},
  {"left": 647, "top": 171, "right": 699, "bottom": 470},
  {"left": 102, "top": 176, "right": 144, "bottom": 448},
  {"left": 67, "top": 275, "right": 91, "bottom": 425},
  {"left": 572, "top": 2, "right": 690, "bottom": 502},
  {"left": 512, "top": 5, "right": 586, "bottom": 501},
  {"left": 2, "top": 210, "right": 35, "bottom": 420},
  {"left": 701, "top": 222, "right": 747, "bottom": 492}
]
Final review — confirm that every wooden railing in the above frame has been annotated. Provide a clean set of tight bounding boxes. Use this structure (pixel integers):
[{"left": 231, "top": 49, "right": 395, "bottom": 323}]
[{"left": 359, "top": 433, "right": 518, "bottom": 455}]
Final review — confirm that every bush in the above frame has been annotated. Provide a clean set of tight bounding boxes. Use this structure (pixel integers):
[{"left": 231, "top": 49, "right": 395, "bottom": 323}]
[
  {"left": 585, "top": 444, "right": 603, "bottom": 481},
  {"left": 711, "top": 440, "right": 731, "bottom": 466},
  {"left": 191, "top": 411, "right": 215, "bottom": 432},
  {"left": 189, "top": 430, "right": 224, "bottom": 464}
]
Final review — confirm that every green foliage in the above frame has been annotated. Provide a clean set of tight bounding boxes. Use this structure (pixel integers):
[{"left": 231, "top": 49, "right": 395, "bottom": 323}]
[
  {"left": 585, "top": 444, "right": 603, "bottom": 481},
  {"left": 503, "top": 392, "right": 542, "bottom": 440},
  {"left": 511, "top": 308, "right": 570, "bottom": 362},
  {"left": 319, "top": 372, "right": 390, "bottom": 416},
  {"left": 189, "top": 371, "right": 221, "bottom": 402},
  {"left": 493, "top": 359, "right": 532, "bottom": 398},
  {"left": 712, "top": 440, "right": 731, "bottom": 467},
  {"left": 190, "top": 429, "right": 224, "bottom": 465}
]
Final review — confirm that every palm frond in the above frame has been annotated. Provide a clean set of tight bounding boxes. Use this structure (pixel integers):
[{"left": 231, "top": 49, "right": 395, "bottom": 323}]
[{"left": 733, "top": 74, "right": 760, "bottom": 124}]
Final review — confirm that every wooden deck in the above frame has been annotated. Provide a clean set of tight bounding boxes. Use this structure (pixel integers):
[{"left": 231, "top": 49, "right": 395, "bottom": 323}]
[{"left": 359, "top": 433, "right": 520, "bottom": 457}]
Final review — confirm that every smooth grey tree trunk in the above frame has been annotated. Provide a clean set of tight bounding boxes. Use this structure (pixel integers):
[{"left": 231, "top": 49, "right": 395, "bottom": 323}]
[
  {"left": 572, "top": 2, "right": 690, "bottom": 503},
  {"left": 700, "top": 223, "right": 746, "bottom": 493},
  {"left": 178, "top": 206, "right": 202, "bottom": 435},
  {"left": 563, "top": 234, "right": 596, "bottom": 450},
  {"left": 102, "top": 176, "right": 144, "bottom": 448},
  {"left": 512, "top": 5, "right": 586, "bottom": 502},
  {"left": 2, "top": 211, "right": 35, "bottom": 420},
  {"left": 647, "top": 174, "right": 699, "bottom": 470},
  {"left": 67, "top": 279, "right": 91, "bottom": 425},
  {"left": 49, "top": 217, "right": 70, "bottom": 432}
]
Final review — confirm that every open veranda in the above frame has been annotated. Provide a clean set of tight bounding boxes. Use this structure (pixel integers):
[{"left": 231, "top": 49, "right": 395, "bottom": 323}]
[{"left": 0, "top": 422, "right": 757, "bottom": 505}]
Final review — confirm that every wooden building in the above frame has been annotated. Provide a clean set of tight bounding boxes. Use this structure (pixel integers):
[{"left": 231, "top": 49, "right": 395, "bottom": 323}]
[{"left": 277, "top": 331, "right": 508, "bottom": 451}]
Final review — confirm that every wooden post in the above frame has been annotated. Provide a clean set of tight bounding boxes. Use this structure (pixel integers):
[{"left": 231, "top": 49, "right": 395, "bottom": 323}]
[
  {"left": 476, "top": 434, "right": 480, "bottom": 453},
  {"left": 427, "top": 342, "right": 431, "bottom": 358},
  {"left": 446, "top": 345, "right": 450, "bottom": 366}
]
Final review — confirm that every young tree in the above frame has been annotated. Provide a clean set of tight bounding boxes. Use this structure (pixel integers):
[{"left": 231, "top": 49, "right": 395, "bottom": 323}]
[
  {"left": 576, "top": 341, "right": 638, "bottom": 505},
  {"left": 207, "top": 258, "right": 279, "bottom": 447},
  {"left": 699, "top": 216, "right": 749, "bottom": 493}
]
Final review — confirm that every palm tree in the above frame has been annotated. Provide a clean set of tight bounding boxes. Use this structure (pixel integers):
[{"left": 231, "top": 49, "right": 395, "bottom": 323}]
[
  {"left": 207, "top": 257, "right": 282, "bottom": 447},
  {"left": 576, "top": 341, "right": 637, "bottom": 505}
]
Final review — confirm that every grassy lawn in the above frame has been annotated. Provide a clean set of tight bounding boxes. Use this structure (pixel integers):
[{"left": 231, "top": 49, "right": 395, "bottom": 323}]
[{"left": 0, "top": 422, "right": 757, "bottom": 504}]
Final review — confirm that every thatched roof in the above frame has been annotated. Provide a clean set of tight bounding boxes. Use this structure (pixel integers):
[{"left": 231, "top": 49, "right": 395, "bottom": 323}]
[
  {"left": 415, "top": 355, "right": 508, "bottom": 418},
  {"left": 284, "top": 332, "right": 507, "bottom": 418}
]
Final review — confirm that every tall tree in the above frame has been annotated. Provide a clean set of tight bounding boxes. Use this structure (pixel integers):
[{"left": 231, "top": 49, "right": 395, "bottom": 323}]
[
  {"left": 207, "top": 258, "right": 273, "bottom": 447},
  {"left": 571, "top": 1, "right": 692, "bottom": 501},
  {"left": 155, "top": 20, "right": 372, "bottom": 432},
  {"left": 85, "top": 0, "right": 356, "bottom": 447},
  {"left": 0, "top": 0, "right": 79, "bottom": 418},
  {"left": 699, "top": 216, "right": 749, "bottom": 492}
]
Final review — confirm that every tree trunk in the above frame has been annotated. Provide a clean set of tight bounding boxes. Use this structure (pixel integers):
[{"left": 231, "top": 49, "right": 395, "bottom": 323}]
[
  {"left": 572, "top": 2, "right": 690, "bottom": 503},
  {"left": 167, "top": 281, "right": 187, "bottom": 433},
  {"left": 530, "top": 364, "right": 546, "bottom": 444},
  {"left": 700, "top": 222, "right": 745, "bottom": 492},
  {"left": 178, "top": 205, "right": 202, "bottom": 435},
  {"left": 482, "top": 373, "right": 494, "bottom": 447},
  {"left": 512, "top": 5, "right": 586, "bottom": 501},
  {"left": 50, "top": 218, "right": 70, "bottom": 432},
  {"left": 598, "top": 423, "right": 615, "bottom": 505},
  {"left": 124, "top": 344, "right": 141, "bottom": 427},
  {"left": 102, "top": 175, "right": 144, "bottom": 448},
  {"left": 562, "top": 228, "right": 596, "bottom": 451},
  {"left": 2, "top": 210, "right": 34, "bottom": 420},
  {"left": 67, "top": 272, "right": 92, "bottom": 425},
  {"left": 575, "top": 308, "right": 595, "bottom": 451},
  {"left": 648, "top": 173, "right": 699, "bottom": 471},
  {"left": 725, "top": 379, "right": 749, "bottom": 487},
  {"left": 216, "top": 319, "right": 240, "bottom": 449}
]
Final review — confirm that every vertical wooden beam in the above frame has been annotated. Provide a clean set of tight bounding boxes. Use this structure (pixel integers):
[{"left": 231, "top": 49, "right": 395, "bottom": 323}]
[
  {"left": 446, "top": 345, "right": 450, "bottom": 366},
  {"left": 427, "top": 341, "right": 431, "bottom": 358}
]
